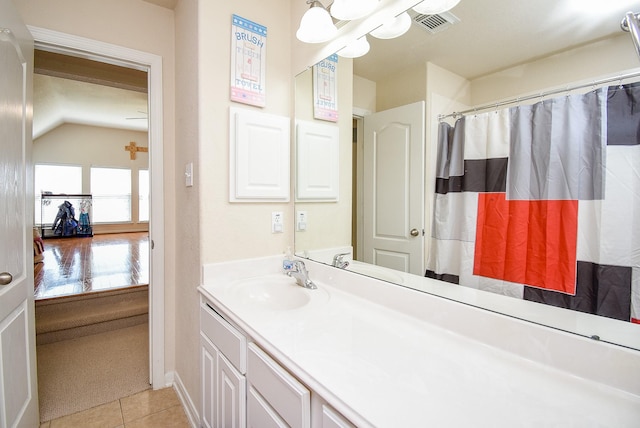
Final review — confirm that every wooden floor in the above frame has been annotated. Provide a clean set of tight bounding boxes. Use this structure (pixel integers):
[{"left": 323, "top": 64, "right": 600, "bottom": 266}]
[{"left": 34, "top": 232, "right": 149, "bottom": 300}]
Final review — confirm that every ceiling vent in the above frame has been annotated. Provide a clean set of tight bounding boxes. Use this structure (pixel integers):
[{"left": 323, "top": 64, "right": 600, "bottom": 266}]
[{"left": 412, "top": 11, "right": 460, "bottom": 34}]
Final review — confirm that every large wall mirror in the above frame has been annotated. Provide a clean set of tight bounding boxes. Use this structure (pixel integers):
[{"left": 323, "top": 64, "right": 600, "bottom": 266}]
[{"left": 294, "top": 0, "right": 640, "bottom": 351}]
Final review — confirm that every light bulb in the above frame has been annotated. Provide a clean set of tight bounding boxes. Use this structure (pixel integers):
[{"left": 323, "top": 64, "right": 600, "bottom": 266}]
[
  {"left": 296, "top": 3, "right": 338, "bottom": 43},
  {"left": 369, "top": 12, "right": 411, "bottom": 40},
  {"left": 337, "top": 35, "right": 370, "bottom": 58}
]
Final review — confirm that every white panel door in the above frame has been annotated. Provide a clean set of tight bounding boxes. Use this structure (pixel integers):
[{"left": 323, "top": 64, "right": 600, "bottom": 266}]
[
  {"left": 0, "top": 1, "right": 38, "bottom": 426},
  {"left": 200, "top": 336, "right": 217, "bottom": 428},
  {"left": 218, "top": 353, "right": 246, "bottom": 428},
  {"left": 363, "top": 101, "right": 425, "bottom": 275}
]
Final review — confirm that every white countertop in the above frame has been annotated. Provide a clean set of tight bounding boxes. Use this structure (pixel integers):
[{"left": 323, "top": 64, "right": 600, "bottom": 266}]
[{"left": 200, "top": 256, "right": 640, "bottom": 428}]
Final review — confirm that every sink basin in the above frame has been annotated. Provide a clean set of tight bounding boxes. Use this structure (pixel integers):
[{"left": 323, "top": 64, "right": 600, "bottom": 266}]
[{"left": 225, "top": 275, "right": 328, "bottom": 311}]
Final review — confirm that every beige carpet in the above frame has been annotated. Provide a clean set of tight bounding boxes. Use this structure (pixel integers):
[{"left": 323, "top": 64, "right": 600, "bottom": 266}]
[{"left": 37, "top": 322, "right": 150, "bottom": 422}]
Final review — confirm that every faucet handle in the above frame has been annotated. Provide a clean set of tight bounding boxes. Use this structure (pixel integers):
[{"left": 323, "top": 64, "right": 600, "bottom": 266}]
[{"left": 332, "top": 252, "right": 351, "bottom": 268}]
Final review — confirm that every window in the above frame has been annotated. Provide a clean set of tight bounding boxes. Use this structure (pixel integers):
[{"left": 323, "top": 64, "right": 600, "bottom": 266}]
[
  {"left": 138, "top": 169, "right": 149, "bottom": 222},
  {"left": 91, "top": 167, "right": 131, "bottom": 223},
  {"left": 34, "top": 164, "right": 82, "bottom": 224}
]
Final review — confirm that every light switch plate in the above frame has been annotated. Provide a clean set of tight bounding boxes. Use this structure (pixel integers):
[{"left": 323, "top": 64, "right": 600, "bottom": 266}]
[
  {"left": 185, "top": 162, "right": 193, "bottom": 187},
  {"left": 297, "top": 210, "right": 307, "bottom": 231}
]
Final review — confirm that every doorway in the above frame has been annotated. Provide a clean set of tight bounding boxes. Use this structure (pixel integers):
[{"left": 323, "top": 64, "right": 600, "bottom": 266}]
[
  {"left": 29, "top": 25, "right": 166, "bottom": 418},
  {"left": 32, "top": 48, "right": 152, "bottom": 421}
]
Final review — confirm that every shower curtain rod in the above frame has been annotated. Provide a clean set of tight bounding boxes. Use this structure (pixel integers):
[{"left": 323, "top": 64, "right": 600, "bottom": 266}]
[{"left": 438, "top": 69, "right": 640, "bottom": 121}]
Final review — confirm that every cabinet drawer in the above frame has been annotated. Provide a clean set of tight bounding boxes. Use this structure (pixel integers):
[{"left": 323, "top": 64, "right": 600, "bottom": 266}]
[
  {"left": 321, "top": 405, "right": 356, "bottom": 428},
  {"left": 200, "top": 302, "right": 246, "bottom": 374},
  {"left": 247, "top": 386, "right": 288, "bottom": 428},
  {"left": 247, "top": 343, "right": 310, "bottom": 428}
]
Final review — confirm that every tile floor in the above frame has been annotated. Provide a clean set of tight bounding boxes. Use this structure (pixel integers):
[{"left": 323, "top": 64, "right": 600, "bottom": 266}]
[
  {"left": 39, "top": 387, "right": 191, "bottom": 428},
  {"left": 35, "top": 232, "right": 149, "bottom": 300}
]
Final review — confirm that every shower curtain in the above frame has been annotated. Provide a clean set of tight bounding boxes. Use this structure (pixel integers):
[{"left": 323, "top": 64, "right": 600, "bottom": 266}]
[{"left": 426, "top": 83, "right": 640, "bottom": 323}]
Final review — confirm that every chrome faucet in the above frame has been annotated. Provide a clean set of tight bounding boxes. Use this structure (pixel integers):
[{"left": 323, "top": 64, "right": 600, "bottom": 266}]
[
  {"left": 283, "top": 259, "right": 317, "bottom": 289},
  {"left": 332, "top": 252, "right": 350, "bottom": 269}
]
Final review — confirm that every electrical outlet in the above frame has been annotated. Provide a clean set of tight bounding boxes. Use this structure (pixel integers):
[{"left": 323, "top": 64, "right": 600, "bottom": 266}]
[
  {"left": 297, "top": 210, "right": 307, "bottom": 231},
  {"left": 272, "top": 211, "right": 283, "bottom": 233}
]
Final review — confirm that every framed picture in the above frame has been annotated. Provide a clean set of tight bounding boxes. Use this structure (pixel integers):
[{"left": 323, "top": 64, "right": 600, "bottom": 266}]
[
  {"left": 313, "top": 54, "right": 338, "bottom": 122},
  {"left": 230, "top": 14, "right": 267, "bottom": 107}
]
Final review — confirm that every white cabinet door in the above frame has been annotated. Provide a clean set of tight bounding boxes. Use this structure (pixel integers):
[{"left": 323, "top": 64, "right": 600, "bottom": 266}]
[
  {"left": 218, "top": 353, "right": 246, "bottom": 428},
  {"left": 201, "top": 336, "right": 217, "bottom": 428},
  {"left": 229, "top": 107, "right": 290, "bottom": 202},
  {"left": 0, "top": 1, "right": 38, "bottom": 427}
]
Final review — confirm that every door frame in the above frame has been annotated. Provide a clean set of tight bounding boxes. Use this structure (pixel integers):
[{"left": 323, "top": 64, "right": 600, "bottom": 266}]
[{"left": 28, "top": 26, "right": 166, "bottom": 388}]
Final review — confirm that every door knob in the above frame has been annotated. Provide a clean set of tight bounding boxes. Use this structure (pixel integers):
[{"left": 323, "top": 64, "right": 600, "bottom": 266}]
[
  {"left": 0, "top": 272, "right": 13, "bottom": 286},
  {"left": 410, "top": 228, "right": 420, "bottom": 237}
]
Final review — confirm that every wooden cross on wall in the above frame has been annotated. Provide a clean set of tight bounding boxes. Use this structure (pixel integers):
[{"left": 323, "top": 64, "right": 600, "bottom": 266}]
[{"left": 124, "top": 141, "right": 148, "bottom": 160}]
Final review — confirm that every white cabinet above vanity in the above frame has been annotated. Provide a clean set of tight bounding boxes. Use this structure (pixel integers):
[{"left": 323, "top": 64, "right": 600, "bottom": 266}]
[{"left": 199, "top": 255, "right": 640, "bottom": 428}]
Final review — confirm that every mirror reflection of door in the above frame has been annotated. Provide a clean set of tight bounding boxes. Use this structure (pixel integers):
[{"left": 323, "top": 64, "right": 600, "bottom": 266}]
[{"left": 361, "top": 101, "right": 425, "bottom": 275}]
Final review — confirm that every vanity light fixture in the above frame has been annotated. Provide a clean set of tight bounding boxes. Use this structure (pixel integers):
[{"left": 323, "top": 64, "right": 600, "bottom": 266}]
[
  {"left": 337, "top": 35, "right": 370, "bottom": 58},
  {"left": 330, "top": 0, "right": 379, "bottom": 21},
  {"left": 413, "top": 0, "right": 460, "bottom": 15},
  {"left": 369, "top": 11, "right": 411, "bottom": 39},
  {"left": 296, "top": 0, "right": 338, "bottom": 43}
]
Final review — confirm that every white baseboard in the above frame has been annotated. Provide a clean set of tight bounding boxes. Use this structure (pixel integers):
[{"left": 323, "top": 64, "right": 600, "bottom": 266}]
[{"left": 173, "top": 371, "right": 199, "bottom": 428}]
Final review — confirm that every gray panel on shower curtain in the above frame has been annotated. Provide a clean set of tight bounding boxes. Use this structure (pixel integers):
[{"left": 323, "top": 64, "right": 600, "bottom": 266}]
[
  {"left": 607, "top": 82, "right": 640, "bottom": 145},
  {"left": 507, "top": 89, "right": 606, "bottom": 201}
]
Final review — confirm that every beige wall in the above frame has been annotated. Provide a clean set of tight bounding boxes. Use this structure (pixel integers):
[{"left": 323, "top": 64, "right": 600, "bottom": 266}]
[
  {"left": 33, "top": 123, "right": 150, "bottom": 234},
  {"left": 376, "top": 62, "right": 427, "bottom": 112},
  {"left": 197, "top": 0, "right": 293, "bottom": 265},
  {"left": 173, "top": 0, "right": 200, "bottom": 408},
  {"left": 353, "top": 74, "right": 376, "bottom": 113},
  {"left": 174, "top": 0, "right": 294, "bottom": 408},
  {"left": 14, "top": 0, "right": 178, "bottom": 388},
  {"left": 471, "top": 33, "right": 639, "bottom": 106}
]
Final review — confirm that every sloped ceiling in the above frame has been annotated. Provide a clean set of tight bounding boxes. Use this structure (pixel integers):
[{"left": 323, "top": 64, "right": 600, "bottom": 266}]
[{"left": 33, "top": 50, "right": 149, "bottom": 139}]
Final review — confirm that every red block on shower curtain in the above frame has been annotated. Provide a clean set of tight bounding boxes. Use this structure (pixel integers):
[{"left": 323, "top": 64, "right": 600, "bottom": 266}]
[{"left": 473, "top": 193, "right": 579, "bottom": 294}]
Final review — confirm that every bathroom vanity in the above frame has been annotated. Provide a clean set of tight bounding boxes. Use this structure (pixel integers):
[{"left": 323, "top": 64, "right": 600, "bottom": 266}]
[{"left": 199, "top": 256, "right": 640, "bottom": 427}]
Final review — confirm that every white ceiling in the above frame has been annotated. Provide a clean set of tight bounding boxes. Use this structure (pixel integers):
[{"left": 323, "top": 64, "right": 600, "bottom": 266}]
[
  {"left": 32, "top": 0, "right": 640, "bottom": 139},
  {"left": 355, "top": 0, "right": 640, "bottom": 81}
]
